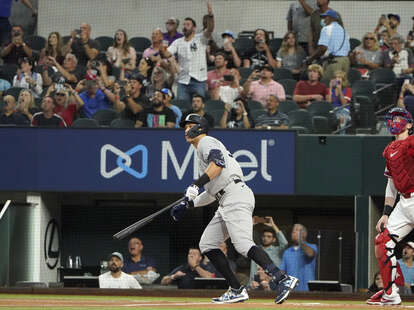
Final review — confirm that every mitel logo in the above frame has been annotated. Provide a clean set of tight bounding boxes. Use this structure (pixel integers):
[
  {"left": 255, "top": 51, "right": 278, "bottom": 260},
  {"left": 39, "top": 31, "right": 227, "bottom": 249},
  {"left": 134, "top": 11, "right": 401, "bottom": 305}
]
[{"left": 100, "top": 144, "right": 148, "bottom": 179}]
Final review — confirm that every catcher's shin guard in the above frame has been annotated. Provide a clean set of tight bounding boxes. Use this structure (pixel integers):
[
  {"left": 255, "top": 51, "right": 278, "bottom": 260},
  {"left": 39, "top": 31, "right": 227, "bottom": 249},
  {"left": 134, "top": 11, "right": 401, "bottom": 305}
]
[{"left": 374, "top": 229, "right": 404, "bottom": 295}]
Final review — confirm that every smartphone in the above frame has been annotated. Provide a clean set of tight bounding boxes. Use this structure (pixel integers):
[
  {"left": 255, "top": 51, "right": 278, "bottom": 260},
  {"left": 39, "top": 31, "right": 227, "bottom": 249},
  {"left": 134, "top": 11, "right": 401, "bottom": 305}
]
[
  {"left": 122, "top": 58, "right": 130, "bottom": 65},
  {"left": 223, "top": 74, "right": 234, "bottom": 82}
]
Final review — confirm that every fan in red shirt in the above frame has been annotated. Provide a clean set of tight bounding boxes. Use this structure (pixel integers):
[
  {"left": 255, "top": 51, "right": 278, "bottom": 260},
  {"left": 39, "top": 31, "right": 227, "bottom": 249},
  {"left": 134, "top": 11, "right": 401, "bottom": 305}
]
[
  {"left": 53, "top": 84, "right": 84, "bottom": 126},
  {"left": 293, "top": 64, "right": 328, "bottom": 108},
  {"left": 368, "top": 107, "right": 414, "bottom": 306}
]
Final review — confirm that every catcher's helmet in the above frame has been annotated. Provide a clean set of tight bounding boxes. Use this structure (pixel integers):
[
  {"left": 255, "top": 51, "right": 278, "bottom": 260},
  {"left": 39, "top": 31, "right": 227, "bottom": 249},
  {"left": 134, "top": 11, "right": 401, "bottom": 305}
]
[
  {"left": 180, "top": 113, "right": 209, "bottom": 138},
  {"left": 385, "top": 107, "right": 413, "bottom": 135}
]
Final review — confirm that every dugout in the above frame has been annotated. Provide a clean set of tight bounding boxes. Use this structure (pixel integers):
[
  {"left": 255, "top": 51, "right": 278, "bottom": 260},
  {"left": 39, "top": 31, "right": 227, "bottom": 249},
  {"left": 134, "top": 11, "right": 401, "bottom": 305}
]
[{"left": 0, "top": 129, "right": 392, "bottom": 291}]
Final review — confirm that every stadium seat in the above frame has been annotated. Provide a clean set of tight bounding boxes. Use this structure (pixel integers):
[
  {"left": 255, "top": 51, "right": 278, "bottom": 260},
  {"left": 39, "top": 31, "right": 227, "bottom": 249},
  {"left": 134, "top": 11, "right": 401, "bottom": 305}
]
[
  {"left": 205, "top": 100, "right": 225, "bottom": 113},
  {"left": 129, "top": 37, "right": 151, "bottom": 54},
  {"left": 110, "top": 118, "right": 135, "bottom": 128},
  {"left": 4, "top": 87, "right": 24, "bottom": 101},
  {"left": 234, "top": 37, "right": 254, "bottom": 55},
  {"left": 349, "top": 38, "right": 361, "bottom": 51},
  {"left": 239, "top": 67, "right": 253, "bottom": 80},
  {"left": 279, "top": 100, "right": 299, "bottom": 114},
  {"left": 250, "top": 108, "right": 266, "bottom": 123},
  {"left": 268, "top": 38, "right": 283, "bottom": 54},
  {"left": 246, "top": 100, "right": 263, "bottom": 111},
  {"left": 0, "top": 64, "right": 18, "bottom": 83},
  {"left": 62, "top": 35, "right": 71, "bottom": 45},
  {"left": 288, "top": 109, "right": 312, "bottom": 133},
  {"left": 95, "top": 36, "right": 114, "bottom": 52},
  {"left": 320, "top": 77, "right": 330, "bottom": 88},
  {"left": 279, "top": 79, "right": 297, "bottom": 100},
  {"left": 171, "top": 99, "right": 191, "bottom": 112},
  {"left": 312, "top": 115, "right": 331, "bottom": 134},
  {"left": 347, "top": 68, "right": 362, "bottom": 86},
  {"left": 273, "top": 68, "right": 293, "bottom": 81},
  {"left": 72, "top": 118, "right": 99, "bottom": 128},
  {"left": 25, "top": 35, "right": 46, "bottom": 51},
  {"left": 354, "top": 95, "right": 376, "bottom": 131},
  {"left": 369, "top": 68, "right": 396, "bottom": 85},
  {"left": 92, "top": 109, "right": 119, "bottom": 126},
  {"left": 307, "top": 101, "right": 332, "bottom": 118},
  {"left": 351, "top": 80, "right": 375, "bottom": 99},
  {"left": 208, "top": 109, "right": 225, "bottom": 127}
]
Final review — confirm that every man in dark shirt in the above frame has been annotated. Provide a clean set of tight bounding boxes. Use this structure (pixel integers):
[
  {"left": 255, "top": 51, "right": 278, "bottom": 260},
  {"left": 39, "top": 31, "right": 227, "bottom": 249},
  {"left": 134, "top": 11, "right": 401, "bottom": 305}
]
[
  {"left": 255, "top": 95, "right": 289, "bottom": 129},
  {"left": 0, "top": 25, "right": 33, "bottom": 65},
  {"left": 242, "top": 29, "right": 277, "bottom": 69},
  {"left": 122, "top": 237, "right": 157, "bottom": 276},
  {"left": 161, "top": 248, "right": 216, "bottom": 289},
  {"left": 136, "top": 90, "right": 176, "bottom": 128},
  {"left": 0, "top": 95, "right": 28, "bottom": 125},
  {"left": 31, "top": 96, "right": 66, "bottom": 127},
  {"left": 182, "top": 94, "right": 215, "bottom": 128},
  {"left": 121, "top": 75, "right": 150, "bottom": 122},
  {"left": 64, "top": 23, "right": 100, "bottom": 66}
]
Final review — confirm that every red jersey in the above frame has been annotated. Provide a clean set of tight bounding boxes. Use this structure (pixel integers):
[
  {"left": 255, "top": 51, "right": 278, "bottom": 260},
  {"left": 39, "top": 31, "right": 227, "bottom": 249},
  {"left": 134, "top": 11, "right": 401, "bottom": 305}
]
[
  {"left": 54, "top": 104, "right": 77, "bottom": 127},
  {"left": 383, "top": 135, "right": 414, "bottom": 195}
]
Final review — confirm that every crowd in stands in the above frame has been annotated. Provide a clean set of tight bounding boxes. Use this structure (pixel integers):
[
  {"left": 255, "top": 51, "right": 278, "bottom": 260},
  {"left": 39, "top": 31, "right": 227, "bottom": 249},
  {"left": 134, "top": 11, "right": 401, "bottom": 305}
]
[{"left": 0, "top": 1, "right": 414, "bottom": 134}]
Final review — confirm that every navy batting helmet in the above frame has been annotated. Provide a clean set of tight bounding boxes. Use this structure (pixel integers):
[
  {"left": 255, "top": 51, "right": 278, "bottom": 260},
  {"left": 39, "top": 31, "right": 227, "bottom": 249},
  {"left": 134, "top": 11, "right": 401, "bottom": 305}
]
[{"left": 180, "top": 113, "right": 209, "bottom": 138}]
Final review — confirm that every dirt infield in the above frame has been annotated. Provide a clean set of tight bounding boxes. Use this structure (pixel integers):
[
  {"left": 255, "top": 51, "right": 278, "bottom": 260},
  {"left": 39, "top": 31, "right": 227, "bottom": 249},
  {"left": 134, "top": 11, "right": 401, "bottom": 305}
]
[{"left": 1, "top": 295, "right": 414, "bottom": 310}]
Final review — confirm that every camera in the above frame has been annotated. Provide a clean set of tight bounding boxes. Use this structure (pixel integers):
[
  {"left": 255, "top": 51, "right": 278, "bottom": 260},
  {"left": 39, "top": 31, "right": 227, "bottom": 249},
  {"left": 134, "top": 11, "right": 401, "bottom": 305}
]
[
  {"left": 392, "top": 50, "right": 398, "bottom": 56},
  {"left": 51, "top": 66, "right": 66, "bottom": 87},
  {"left": 223, "top": 74, "right": 234, "bottom": 82},
  {"left": 13, "top": 30, "right": 21, "bottom": 37},
  {"left": 122, "top": 58, "right": 131, "bottom": 65}
]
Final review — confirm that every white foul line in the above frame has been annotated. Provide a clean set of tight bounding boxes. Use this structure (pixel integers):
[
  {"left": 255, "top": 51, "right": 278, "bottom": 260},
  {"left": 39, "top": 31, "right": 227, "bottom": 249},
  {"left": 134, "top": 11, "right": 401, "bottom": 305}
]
[{"left": 0, "top": 200, "right": 11, "bottom": 220}]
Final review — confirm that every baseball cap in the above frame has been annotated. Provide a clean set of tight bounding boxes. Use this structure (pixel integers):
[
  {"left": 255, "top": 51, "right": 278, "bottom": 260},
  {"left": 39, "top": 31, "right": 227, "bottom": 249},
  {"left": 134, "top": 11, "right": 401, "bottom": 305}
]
[
  {"left": 260, "top": 64, "right": 274, "bottom": 73},
  {"left": 109, "top": 252, "right": 124, "bottom": 262},
  {"left": 221, "top": 30, "right": 235, "bottom": 39},
  {"left": 161, "top": 88, "right": 173, "bottom": 98},
  {"left": 320, "top": 10, "right": 338, "bottom": 19},
  {"left": 388, "top": 14, "right": 401, "bottom": 23},
  {"left": 130, "top": 73, "right": 144, "bottom": 84},
  {"left": 405, "top": 242, "right": 414, "bottom": 249}
]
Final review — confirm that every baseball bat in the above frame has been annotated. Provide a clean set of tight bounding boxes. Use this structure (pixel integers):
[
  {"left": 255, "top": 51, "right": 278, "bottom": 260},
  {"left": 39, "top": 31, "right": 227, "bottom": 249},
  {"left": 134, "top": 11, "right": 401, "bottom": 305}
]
[
  {"left": 113, "top": 196, "right": 186, "bottom": 240},
  {"left": 0, "top": 200, "right": 11, "bottom": 221}
]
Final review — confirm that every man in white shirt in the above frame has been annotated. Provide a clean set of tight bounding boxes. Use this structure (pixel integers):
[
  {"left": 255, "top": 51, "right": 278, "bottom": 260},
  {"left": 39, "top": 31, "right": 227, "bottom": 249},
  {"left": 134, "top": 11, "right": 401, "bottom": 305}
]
[
  {"left": 99, "top": 252, "right": 142, "bottom": 289},
  {"left": 160, "top": 1, "right": 214, "bottom": 102}
]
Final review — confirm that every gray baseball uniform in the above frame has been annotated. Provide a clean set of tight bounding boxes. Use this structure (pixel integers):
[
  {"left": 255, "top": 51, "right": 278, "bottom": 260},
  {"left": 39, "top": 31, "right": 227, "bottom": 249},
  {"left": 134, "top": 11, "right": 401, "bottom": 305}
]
[{"left": 196, "top": 136, "right": 256, "bottom": 257}]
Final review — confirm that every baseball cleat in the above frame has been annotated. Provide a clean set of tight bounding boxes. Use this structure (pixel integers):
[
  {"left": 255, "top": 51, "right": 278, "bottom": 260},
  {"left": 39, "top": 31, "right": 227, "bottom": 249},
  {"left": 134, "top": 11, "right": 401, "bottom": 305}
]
[
  {"left": 271, "top": 274, "right": 299, "bottom": 304},
  {"left": 366, "top": 289, "right": 384, "bottom": 305},
  {"left": 211, "top": 286, "right": 249, "bottom": 304},
  {"left": 381, "top": 293, "right": 401, "bottom": 306}
]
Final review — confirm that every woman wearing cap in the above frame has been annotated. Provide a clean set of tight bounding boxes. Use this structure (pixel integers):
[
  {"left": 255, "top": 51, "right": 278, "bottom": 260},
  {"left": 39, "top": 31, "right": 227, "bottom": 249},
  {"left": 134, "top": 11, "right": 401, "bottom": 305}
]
[
  {"left": 276, "top": 31, "right": 306, "bottom": 79},
  {"left": 16, "top": 89, "right": 40, "bottom": 122},
  {"left": 13, "top": 57, "right": 43, "bottom": 98}
]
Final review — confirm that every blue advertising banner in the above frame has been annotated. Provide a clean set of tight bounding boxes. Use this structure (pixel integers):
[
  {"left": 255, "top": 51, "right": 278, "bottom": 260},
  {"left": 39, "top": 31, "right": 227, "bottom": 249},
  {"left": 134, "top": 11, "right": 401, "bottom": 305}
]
[{"left": 0, "top": 128, "right": 296, "bottom": 194}]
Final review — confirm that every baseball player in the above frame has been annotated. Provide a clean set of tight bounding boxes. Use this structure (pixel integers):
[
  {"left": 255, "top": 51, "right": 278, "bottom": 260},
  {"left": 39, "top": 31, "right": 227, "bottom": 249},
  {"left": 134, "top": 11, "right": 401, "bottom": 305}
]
[
  {"left": 367, "top": 107, "right": 413, "bottom": 306},
  {"left": 170, "top": 113, "right": 298, "bottom": 304}
]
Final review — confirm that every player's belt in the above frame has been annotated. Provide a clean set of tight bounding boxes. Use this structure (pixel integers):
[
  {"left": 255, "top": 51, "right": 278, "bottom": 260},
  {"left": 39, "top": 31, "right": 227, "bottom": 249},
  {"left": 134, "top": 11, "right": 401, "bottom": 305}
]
[{"left": 215, "top": 179, "right": 242, "bottom": 201}]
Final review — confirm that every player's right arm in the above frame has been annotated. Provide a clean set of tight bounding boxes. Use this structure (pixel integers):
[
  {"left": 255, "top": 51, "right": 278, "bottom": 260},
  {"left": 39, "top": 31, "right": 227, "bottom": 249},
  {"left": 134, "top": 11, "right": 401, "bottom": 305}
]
[{"left": 376, "top": 177, "right": 397, "bottom": 232}]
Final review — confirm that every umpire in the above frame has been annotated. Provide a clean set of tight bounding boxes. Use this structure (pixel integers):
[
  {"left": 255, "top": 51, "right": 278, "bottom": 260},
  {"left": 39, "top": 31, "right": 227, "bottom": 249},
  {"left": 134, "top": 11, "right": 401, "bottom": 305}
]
[{"left": 306, "top": 10, "right": 350, "bottom": 81}]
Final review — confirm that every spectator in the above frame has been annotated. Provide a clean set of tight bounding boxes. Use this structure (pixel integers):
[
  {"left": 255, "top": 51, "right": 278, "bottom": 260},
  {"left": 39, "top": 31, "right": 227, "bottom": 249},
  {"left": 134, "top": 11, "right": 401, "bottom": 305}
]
[
  {"left": 398, "top": 242, "right": 414, "bottom": 291},
  {"left": 242, "top": 29, "right": 277, "bottom": 69},
  {"left": 78, "top": 79, "right": 114, "bottom": 118},
  {"left": 0, "top": 78, "right": 11, "bottom": 100},
  {"left": 379, "top": 30, "right": 391, "bottom": 52},
  {"left": 327, "top": 70, "right": 352, "bottom": 133},
  {"left": 249, "top": 217, "right": 288, "bottom": 285},
  {"left": 13, "top": 57, "right": 42, "bottom": 98},
  {"left": 65, "top": 23, "right": 99, "bottom": 66},
  {"left": 161, "top": 2, "right": 214, "bottom": 101},
  {"left": 220, "top": 30, "right": 241, "bottom": 68},
  {"left": 136, "top": 90, "right": 176, "bottom": 128},
  {"left": 107, "top": 29, "right": 136, "bottom": 71},
  {"left": 276, "top": 32, "right": 307, "bottom": 79},
  {"left": 255, "top": 95, "right": 289, "bottom": 129},
  {"left": 39, "top": 32, "right": 66, "bottom": 66},
  {"left": 243, "top": 64, "right": 286, "bottom": 107},
  {"left": 52, "top": 84, "right": 84, "bottom": 126},
  {"left": 350, "top": 32, "right": 383, "bottom": 73},
  {"left": 207, "top": 52, "right": 231, "bottom": 100},
  {"left": 249, "top": 266, "right": 272, "bottom": 291},
  {"left": 397, "top": 79, "right": 414, "bottom": 117},
  {"left": 286, "top": 0, "right": 318, "bottom": 54},
  {"left": 99, "top": 252, "right": 142, "bottom": 289},
  {"left": 182, "top": 94, "right": 215, "bottom": 128},
  {"left": 281, "top": 224, "right": 318, "bottom": 291},
  {"left": 163, "top": 17, "right": 183, "bottom": 46},
  {"left": 123, "top": 237, "right": 157, "bottom": 276},
  {"left": 374, "top": 14, "right": 401, "bottom": 40},
  {"left": 220, "top": 97, "right": 253, "bottom": 129},
  {"left": 0, "top": 94, "right": 28, "bottom": 125},
  {"left": 293, "top": 64, "right": 328, "bottom": 108},
  {"left": 161, "top": 248, "right": 215, "bottom": 289},
  {"left": 31, "top": 96, "right": 67, "bottom": 128},
  {"left": 16, "top": 88, "right": 39, "bottom": 122},
  {"left": 146, "top": 66, "right": 172, "bottom": 99},
  {"left": 118, "top": 75, "right": 150, "bottom": 122},
  {"left": 0, "top": 25, "right": 33, "bottom": 65},
  {"left": 43, "top": 54, "right": 84, "bottom": 90},
  {"left": 309, "top": 0, "right": 344, "bottom": 55},
  {"left": 384, "top": 36, "right": 414, "bottom": 83},
  {"left": 406, "top": 17, "right": 414, "bottom": 52},
  {"left": 161, "top": 88, "right": 182, "bottom": 127},
  {"left": 307, "top": 10, "right": 350, "bottom": 81},
  {"left": 218, "top": 68, "right": 243, "bottom": 105},
  {"left": 0, "top": 1, "right": 36, "bottom": 46},
  {"left": 368, "top": 272, "right": 384, "bottom": 295},
  {"left": 137, "top": 57, "right": 154, "bottom": 89},
  {"left": 143, "top": 28, "right": 164, "bottom": 62}
]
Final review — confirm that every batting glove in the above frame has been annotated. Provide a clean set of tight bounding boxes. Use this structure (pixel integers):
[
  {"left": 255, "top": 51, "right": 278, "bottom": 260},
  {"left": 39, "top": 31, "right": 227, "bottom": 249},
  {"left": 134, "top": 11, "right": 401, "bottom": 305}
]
[
  {"left": 185, "top": 184, "right": 199, "bottom": 201},
  {"left": 170, "top": 198, "right": 194, "bottom": 222}
]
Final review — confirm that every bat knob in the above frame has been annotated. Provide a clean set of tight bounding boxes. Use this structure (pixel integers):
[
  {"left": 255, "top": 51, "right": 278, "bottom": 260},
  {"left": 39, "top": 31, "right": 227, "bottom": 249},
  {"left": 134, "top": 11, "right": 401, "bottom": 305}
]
[{"left": 380, "top": 223, "right": 385, "bottom": 232}]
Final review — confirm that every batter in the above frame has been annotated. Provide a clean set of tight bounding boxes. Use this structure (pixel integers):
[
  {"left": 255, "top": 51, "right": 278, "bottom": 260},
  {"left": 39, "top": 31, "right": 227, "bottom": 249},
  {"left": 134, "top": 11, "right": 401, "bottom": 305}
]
[{"left": 170, "top": 113, "right": 298, "bottom": 304}]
